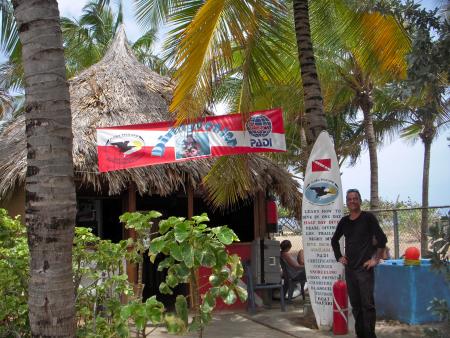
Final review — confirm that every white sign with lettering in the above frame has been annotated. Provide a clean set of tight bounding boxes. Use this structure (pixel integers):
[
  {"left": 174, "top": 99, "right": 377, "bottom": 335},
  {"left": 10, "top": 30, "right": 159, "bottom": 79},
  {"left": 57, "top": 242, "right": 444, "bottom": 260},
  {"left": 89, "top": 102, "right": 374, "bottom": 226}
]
[{"left": 302, "top": 131, "right": 344, "bottom": 330}]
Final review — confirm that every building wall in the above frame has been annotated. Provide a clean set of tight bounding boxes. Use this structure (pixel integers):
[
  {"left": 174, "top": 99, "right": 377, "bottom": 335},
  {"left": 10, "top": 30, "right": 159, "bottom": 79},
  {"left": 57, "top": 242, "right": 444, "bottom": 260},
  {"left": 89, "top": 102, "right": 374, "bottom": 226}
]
[{"left": 0, "top": 185, "right": 25, "bottom": 220}]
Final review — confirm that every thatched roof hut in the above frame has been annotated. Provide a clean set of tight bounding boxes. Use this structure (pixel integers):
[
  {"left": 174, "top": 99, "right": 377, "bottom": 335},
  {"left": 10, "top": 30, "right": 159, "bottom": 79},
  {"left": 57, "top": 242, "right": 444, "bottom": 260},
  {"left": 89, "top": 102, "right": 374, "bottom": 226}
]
[{"left": 0, "top": 26, "right": 301, "bottom": 215}]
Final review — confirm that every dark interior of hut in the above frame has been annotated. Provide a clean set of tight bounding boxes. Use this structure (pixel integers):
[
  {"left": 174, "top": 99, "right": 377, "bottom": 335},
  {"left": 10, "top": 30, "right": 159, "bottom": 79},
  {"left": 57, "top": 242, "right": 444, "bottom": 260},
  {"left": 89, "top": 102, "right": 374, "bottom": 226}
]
[
  {"left": 137, "top": 194, "right": 255, "bottom": 308},
  {"left": 75, "top": 192, "right": 255, "bottom": 309}
]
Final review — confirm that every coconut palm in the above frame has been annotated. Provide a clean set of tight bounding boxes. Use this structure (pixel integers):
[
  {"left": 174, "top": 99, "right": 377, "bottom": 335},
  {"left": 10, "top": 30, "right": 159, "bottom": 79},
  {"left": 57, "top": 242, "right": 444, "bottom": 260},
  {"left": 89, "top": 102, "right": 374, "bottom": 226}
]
[
  {"left": 61, "top": 0, "right": 123, "bottom": 77},
  {"left": 1, "top": 0, "right": 167, "bottom": 93},
  {"left": 12, "top": 0, "right": 77, "bottom": 336},
  {"left": 312, "top": 1, "right": 411, "bottom": 209},
  {"left": 0, "top": 0, "right": 22, "bottom": 91},
  {"left": 133, "top": 0, "right": 411, "bottom": 207},
  {"left": 390, "top": 1, "right": 449, "bottom": 255}
]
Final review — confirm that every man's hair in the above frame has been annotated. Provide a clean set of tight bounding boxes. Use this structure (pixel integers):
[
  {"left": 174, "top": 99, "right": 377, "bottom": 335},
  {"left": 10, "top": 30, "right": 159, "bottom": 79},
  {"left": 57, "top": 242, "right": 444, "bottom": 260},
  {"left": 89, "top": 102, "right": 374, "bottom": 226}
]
[
  {"left": 280, "top": 240, "right": 292, "bottom": 252},
  {"left": 346, "top": 188, "right": 362, "bottom": 202}
]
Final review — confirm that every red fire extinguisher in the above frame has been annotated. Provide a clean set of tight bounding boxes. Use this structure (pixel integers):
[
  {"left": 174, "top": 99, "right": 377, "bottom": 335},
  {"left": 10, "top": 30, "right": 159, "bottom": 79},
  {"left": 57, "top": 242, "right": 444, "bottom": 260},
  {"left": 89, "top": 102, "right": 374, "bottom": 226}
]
[{"left": 333, "top": 278, "right": 348, "bottom": 335}]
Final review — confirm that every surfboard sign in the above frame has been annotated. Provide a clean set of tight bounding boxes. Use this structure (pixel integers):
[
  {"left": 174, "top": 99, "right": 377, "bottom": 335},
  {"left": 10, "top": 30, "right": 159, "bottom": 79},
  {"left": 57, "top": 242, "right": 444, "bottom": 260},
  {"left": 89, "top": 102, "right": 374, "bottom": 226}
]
[{"left": 302, "top": 131, "right": 344, "bottom": 330}]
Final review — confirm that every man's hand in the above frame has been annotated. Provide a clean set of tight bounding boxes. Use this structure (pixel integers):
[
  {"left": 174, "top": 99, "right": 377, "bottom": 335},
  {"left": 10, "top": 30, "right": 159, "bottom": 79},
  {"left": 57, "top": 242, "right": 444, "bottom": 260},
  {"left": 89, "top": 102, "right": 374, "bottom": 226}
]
[
  {"left": 363, "top": 258, "right": 379, "bottom": 270},
  {"left": 338, "top": 256, "right": 348, "bottom": 265}
]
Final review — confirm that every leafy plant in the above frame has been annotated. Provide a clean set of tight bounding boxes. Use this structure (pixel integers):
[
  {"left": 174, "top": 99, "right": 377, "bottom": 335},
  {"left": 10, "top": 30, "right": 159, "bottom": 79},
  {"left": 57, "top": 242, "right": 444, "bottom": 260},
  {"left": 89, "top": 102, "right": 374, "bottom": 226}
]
[
  {"left": 73, "top": 226, "right": 135, "bottom": 337},
  {"left": 0, "top": 209, "right": 29, "bottom": 338},
  {"left": 424, "top": 219, "right": 449, "bottom": 337},
  {"left": 120, "top": 212, "right": 247, "bottom": 337}
]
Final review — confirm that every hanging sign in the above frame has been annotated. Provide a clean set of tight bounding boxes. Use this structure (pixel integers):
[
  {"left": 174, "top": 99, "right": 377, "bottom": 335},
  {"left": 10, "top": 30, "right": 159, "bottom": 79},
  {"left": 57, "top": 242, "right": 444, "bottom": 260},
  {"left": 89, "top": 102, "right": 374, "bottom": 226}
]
[
  {"left": 97, "top": 108, "right": 285, "bottom": 172},
  {"left": 302, "top": 131, "right": 344, "bottom": 330}
]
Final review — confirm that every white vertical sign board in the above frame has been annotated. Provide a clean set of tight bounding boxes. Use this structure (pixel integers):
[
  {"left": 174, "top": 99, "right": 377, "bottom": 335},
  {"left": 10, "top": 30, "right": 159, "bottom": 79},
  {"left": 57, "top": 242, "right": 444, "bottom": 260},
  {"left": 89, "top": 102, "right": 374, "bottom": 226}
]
[{"left": 302, "top": 131, "right": 344, "bottom": 330}]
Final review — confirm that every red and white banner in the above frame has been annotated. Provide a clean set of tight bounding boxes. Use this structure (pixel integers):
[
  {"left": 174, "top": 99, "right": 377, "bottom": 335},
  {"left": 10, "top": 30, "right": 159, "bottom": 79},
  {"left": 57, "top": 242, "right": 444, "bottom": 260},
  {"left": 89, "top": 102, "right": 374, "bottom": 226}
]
[{"left": 97, "top": 108, "right": 286, "bottom": 172}]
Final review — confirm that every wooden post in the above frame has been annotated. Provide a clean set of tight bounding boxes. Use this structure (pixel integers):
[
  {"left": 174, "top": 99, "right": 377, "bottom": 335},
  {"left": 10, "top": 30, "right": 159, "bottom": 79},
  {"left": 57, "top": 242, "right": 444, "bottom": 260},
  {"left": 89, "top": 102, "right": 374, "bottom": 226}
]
[
  {"left": 125, "top": 183, "right": 138, "bottom": 284},
  {"left": 253, "top": 194, "right": 260, "bottom": 241},
  {"left": 187, "top": 184, "right": 194, "bottom": 219},
  {"left": 258, "top": 191, "right": 267, "bottom": 238}
]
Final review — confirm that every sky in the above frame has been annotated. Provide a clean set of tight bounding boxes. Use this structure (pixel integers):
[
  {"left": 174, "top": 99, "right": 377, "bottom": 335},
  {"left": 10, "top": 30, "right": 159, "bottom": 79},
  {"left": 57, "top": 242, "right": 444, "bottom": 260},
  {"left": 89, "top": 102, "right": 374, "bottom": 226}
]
[{"left": 43, "top": 1, "right": 450, "bottom": 206}]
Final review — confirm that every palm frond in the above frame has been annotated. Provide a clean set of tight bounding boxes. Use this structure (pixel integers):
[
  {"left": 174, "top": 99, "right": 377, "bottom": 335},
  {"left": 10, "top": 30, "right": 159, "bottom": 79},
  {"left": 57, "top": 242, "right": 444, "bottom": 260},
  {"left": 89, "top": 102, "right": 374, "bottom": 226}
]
[
  {"left": 203, "top": 155, "right": 253, "bottom": 210},
  {"left": 134, "top": 0, "right": 176, "bottom": 30}
]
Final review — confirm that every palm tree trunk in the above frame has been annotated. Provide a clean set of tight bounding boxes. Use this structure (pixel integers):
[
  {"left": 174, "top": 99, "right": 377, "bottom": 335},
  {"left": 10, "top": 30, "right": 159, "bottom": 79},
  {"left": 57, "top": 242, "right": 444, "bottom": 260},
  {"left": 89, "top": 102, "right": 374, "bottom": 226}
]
[
  {"left": 12, "top": 0, "right": 76, "bottom": 336},
  {"left": 292, "top": 0, "right": 327, "bottom": 145},
  {"left": 420, "top": 136, "right": 432, "bottom": 256},
  {"left": 361, "top": 103, "right": 379, "bottom": 210}
]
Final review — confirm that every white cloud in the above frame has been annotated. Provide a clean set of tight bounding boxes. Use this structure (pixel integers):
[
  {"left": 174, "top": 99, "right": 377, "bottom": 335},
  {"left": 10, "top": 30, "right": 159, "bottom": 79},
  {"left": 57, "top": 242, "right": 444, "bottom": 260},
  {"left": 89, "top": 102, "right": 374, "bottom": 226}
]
[{"left": 57, "top": 0, "right": 84, "bottom": 18}]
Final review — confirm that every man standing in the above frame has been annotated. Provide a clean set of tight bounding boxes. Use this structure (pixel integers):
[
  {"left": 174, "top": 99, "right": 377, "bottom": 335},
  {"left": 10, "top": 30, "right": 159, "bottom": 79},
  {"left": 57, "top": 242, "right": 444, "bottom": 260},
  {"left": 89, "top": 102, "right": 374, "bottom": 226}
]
[{"left": 331, "top": 189, "right": 387, "bottom": 338}]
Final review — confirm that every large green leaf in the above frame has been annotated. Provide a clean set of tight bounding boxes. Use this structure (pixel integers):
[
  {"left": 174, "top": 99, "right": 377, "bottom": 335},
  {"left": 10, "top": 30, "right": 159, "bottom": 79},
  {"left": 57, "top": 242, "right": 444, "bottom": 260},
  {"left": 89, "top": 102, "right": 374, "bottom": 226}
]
[
  {"left": 223, "top": 289, "right": 237, "bottom": 305},
  {"left": 174, "top": 221, "right": 191, "bottom": 242},
  {"left": 149, "top": 236, "right": 166, "bottom": 253},
  {"left": 213, "top": 226, "right": 237, "bottom": 245},
  {"left": 181, "top": 242, "right": 194, "bottom": 268},
  {"left": 175, "top": 295, "right": 189, "bottom": 325},
  {"left": 169, "top": 242, "right": 183, "bottom": 261},
  {"left": 199, "top": 249, "right": 216, "bottom": 267}
]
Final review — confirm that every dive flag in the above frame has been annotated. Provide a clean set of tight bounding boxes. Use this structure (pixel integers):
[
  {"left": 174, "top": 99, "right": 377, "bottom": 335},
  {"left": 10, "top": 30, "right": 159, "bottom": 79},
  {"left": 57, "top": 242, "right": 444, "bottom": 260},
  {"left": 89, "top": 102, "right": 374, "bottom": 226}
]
[
  {"left": 96, "top": 108, "right": 286, "bottom": 172},
  {"left": 312, "top": 158, "right": 331, "bottom": 172}
]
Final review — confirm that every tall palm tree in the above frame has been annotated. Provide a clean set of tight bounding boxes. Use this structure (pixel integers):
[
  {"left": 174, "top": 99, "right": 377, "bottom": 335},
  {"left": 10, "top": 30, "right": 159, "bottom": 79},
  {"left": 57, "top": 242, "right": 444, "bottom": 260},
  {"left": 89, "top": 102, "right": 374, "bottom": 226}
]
[
  {"left": 292, "top": 0, "right": 327, "bottom": 145},
  {"left": 391, "top": 1, "right": 449, "bottom": 254},
  {"left": 12, "top": 0, "right": 76, "bottom": 336},
  {"left": 133, "top": 0, "right": 410, "bottom": 208},
  {"left": 311, "top": 1, "right": 411, "bottom": 209},
  {"left": 2, "top": 0, "right": 167, "bottom": 92}
]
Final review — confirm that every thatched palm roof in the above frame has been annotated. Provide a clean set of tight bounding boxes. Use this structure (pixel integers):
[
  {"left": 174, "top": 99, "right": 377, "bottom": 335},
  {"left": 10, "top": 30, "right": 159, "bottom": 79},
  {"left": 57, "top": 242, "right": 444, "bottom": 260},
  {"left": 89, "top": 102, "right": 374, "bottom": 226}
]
[{"left": 0, "top": 26, "right": 301, "bottom": 214}]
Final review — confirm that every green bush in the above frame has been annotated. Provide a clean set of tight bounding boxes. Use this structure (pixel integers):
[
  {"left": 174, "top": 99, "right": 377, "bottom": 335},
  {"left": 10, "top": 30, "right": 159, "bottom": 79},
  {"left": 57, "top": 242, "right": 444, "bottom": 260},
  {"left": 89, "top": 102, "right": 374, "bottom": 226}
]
[
  {"left": 120, "top": 212, "right": 247, "bottom": 336},
  {"left": 0, "top": 209, "right": 246, "bottom": 337},
  {"left": 0, "top": 209, "right": 29, "bottom": 337}
]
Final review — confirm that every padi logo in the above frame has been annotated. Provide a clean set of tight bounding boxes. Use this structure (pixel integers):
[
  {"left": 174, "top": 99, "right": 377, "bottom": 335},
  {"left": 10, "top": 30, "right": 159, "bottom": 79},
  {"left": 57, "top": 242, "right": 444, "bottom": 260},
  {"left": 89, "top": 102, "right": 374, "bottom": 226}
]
[
  {"left": 246, "top": 114, "right": 273, "bottom": 148},
  {"left": 106, "top": 134, "right": 145, "bottom": 163},
  {"left": 250, "top": 138, "right": 273, "bottom": 147},
  {"left": 246, "top": 114, "right": 272, "bottom": 137}
]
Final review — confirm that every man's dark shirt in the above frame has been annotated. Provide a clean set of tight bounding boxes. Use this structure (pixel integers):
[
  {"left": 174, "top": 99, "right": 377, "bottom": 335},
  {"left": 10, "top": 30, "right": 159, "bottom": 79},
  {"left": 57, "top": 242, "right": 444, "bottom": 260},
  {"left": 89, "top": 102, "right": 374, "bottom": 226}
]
[{"left": 331, "top": 211, "right": 387, "bottom": 269}]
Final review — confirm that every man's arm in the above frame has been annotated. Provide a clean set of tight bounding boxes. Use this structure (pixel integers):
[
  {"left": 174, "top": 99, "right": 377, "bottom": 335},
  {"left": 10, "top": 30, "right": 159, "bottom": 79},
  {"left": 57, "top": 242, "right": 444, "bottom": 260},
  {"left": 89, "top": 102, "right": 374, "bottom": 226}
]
[
  {"left": 370, "top": 212, "right": 387, "bottom": 251},
  {"left": 363, "top": 212, "right": 388, "bottom": 269},
  {"left": 331, "top": 219, "right": 345, "bottom": 262}
]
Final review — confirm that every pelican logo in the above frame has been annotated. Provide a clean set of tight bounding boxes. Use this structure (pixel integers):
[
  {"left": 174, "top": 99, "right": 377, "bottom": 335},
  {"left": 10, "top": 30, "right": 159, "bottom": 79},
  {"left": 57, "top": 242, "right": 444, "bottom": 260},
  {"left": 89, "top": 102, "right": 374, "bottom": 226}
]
[
  {"left": 304, "top": 179, "right": 339, "bottom": 206},
  {"left": 106, "top": 134, "right": 145, "bottom": 163}
]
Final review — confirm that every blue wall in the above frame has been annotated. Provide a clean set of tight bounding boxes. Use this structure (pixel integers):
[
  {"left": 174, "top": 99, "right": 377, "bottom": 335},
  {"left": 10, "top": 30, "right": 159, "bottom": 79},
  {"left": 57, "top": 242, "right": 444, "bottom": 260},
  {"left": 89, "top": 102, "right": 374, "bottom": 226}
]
[{"left": 374, "top": 259, "right": 450, "bottom": 324}]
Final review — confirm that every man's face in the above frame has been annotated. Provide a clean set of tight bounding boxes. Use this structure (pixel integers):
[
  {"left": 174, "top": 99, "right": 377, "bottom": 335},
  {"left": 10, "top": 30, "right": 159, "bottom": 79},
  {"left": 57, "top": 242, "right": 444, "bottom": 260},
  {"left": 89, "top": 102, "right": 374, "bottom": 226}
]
[{"left": 346, "top": 192, "right": 361, "bottom": 212}]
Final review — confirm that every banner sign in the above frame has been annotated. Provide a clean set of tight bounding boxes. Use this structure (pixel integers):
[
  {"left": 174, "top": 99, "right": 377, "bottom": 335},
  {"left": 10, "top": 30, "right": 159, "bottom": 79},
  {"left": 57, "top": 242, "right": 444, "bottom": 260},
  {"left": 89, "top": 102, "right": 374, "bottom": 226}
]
[
  {"left": 302, "top": 131, "right": 344, "bottom": 330},
  {"left": 97, "top": 108, "right": 285, "bottom": 172}
]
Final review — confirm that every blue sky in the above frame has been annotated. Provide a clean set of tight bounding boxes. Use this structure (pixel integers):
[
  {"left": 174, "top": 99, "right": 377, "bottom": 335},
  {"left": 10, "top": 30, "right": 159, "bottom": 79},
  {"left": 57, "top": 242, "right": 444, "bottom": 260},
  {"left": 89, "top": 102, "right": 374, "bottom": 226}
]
[{"left": 52, "top": 1, "right": 447, "bottom": 206}]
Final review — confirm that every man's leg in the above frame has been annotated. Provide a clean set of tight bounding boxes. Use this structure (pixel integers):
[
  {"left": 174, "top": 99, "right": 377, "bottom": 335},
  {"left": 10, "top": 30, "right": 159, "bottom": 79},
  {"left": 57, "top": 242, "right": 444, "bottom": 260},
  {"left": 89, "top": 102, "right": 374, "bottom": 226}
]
[
  {"left": 357, "top": 268, "right": 376, "bottom": 338},
  {"left": 345, "top": 268, "right": 364, "bottom": 338}
]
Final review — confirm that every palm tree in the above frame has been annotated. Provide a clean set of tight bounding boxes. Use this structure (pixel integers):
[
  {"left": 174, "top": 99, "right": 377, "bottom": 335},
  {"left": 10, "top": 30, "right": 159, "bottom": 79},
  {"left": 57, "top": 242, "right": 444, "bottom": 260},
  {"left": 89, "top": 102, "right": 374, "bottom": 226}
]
[
  {"left": 392, "top": 2, "right": 449, "bottom": 255},
  {"left": 0, "top": 0, "right": 22, "bottom": 91},
  {"left": 61, "top": 0, "right": 123, "bottom": 77},
  {"left": 292, "top": 0, "right": 327, "bottom": 145},
  {"left": 2, "top": 0, "right": 167, "bottom": 92},
  {"left": 311, "top": 1, "right": 411, "bottom": 209},
  {"left": 12, "top": 0, "right": 76, "bottom": 336},
  {"left": 133, "top": 0, "right": 410, "bottom": 208}
]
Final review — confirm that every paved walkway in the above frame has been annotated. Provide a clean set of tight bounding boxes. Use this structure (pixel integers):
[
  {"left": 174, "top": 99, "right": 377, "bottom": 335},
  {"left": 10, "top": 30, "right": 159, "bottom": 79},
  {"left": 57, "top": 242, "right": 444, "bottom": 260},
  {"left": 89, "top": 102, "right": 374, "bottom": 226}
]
[{"left": 148, "top": 302, "right": 443, "bottom": 338}]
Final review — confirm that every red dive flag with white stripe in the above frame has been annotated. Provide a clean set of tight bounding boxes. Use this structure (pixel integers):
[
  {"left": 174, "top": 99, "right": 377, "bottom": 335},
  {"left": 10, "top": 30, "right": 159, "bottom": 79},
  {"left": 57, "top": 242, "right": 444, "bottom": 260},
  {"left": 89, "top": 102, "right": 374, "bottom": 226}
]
[
  {"left": 97, "top": 108, "right": 286, "bottom": 172},
  {"left": 312, "top": 158, "right": 331, "bottom": 172}
]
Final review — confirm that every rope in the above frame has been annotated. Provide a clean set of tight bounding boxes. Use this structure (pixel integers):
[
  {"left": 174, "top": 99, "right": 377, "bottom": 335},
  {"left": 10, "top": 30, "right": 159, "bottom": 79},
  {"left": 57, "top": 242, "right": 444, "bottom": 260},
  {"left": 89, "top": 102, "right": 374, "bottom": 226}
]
[{"left": 333, "top": 293, "right": 348, "bottom": 324}]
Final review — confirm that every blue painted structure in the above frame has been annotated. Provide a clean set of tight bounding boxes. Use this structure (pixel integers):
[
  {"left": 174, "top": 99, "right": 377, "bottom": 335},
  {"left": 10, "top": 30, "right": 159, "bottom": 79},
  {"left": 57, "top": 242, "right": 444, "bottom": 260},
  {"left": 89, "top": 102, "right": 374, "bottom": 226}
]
[{"left": 374, "top": 259, "right": 450, "bottom": 324}]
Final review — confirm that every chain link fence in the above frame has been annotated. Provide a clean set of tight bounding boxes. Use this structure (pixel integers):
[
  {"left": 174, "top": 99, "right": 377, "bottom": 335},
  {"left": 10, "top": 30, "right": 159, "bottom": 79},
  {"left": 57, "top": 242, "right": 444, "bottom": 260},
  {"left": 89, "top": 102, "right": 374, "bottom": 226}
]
[{"left": 274, "top": 206, "right": 450, "bottom": 259}]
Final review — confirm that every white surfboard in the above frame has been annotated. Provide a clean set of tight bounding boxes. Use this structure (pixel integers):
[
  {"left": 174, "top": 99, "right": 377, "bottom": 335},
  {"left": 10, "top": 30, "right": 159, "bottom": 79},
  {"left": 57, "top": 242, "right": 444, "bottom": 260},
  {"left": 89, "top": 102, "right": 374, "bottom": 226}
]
[{"left": 302, "top": 131, "right": 344, "bottom": 330}]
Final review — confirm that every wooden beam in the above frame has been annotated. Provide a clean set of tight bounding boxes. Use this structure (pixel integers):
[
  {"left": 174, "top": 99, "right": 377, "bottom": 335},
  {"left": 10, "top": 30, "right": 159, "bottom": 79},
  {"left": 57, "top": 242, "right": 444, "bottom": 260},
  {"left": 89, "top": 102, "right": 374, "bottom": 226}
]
[
  {"left": 257, "top": 191, "right": 266, "bottom": 238},
  {"left": 187, "top": 184, "right": 194, "bottom": 219},
  {"left": 125, "top": 183, "right": 138, "bottom": 285},
  {"left": 253, "top": 193, "right": 260, "bottom": 240}
]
